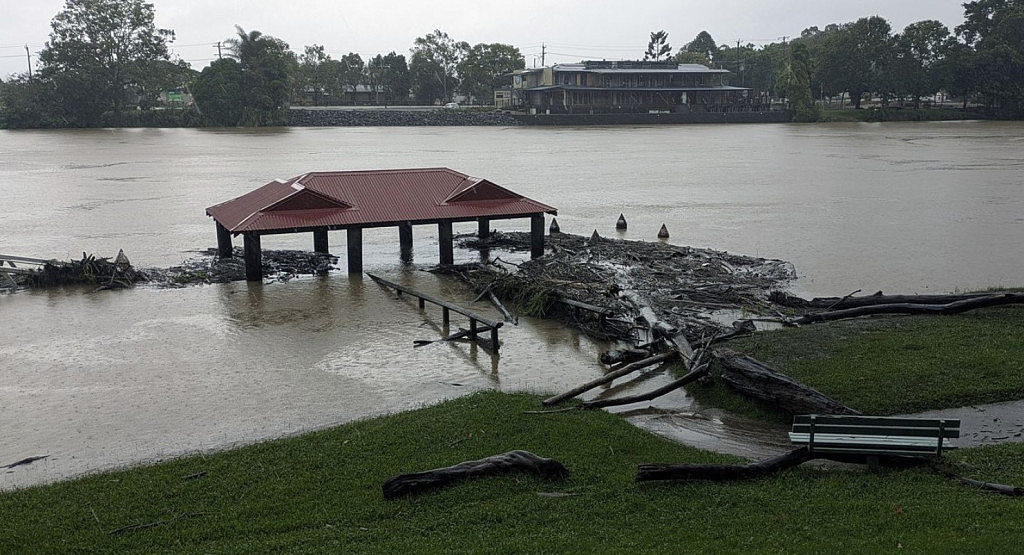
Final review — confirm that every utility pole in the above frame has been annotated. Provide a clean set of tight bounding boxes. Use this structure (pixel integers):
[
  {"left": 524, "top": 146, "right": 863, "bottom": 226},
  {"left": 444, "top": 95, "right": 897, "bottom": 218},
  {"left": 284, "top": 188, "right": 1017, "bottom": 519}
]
[
  {"left": 736, "top": 39, "right": 742, "bottom": 88},
  {"left": 541, "top": 43, "right": 546, "bottom": 67},
  {"left": 215, "top": 42, "right": 222, "bottom": 60},
  {"left": 25, "top": 45, "right": 32, "bottom": 78}
]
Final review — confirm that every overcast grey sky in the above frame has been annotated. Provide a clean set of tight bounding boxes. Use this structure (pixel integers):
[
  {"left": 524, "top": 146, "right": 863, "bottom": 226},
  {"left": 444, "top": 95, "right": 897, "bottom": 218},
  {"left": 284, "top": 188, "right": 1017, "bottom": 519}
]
[{"left": 1, "top": 0, "right": 968, "bottom": 79}]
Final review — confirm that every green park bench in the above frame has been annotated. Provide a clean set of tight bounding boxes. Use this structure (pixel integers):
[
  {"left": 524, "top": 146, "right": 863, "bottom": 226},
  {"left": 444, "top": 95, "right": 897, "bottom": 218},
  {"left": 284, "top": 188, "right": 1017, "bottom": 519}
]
[{"left": 789, "top": 414, "right": 960, "bottom": 468}]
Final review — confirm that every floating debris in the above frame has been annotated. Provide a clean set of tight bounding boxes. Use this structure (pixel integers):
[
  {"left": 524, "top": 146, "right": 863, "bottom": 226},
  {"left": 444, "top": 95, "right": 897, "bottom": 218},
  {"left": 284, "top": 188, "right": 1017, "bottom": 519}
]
[{"left": 658, "top": 224, "right": 670, "bottom": 239}]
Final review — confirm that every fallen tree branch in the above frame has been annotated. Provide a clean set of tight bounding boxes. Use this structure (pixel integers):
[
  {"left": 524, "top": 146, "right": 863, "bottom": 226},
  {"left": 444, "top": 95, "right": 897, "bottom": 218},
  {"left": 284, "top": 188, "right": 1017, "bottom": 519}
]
[
  {"left": 771, "top": 290, "right": 1013, "bottom": 310},
  {"left": 581, "top": 364, "right": 709, "bottom": 409},
  {"left": 791, "top": 293, "right": 1024, "bottom": 325},
  {"left": 382, "top": 450, "right": 568, "bottom": 500},
  {"left": 637, "top": 447, "right": 812, "bottom": 482},
  {"left": 3, "top": 455, "right": 49, "bottom": 469},
  {"left": 542, "top": 351, "right": 679, "bottom": 406},
  {"left": 930, "top": 462, "right": 1024, "bottom": 497},
  {"left": 489, "top": 291, "right": 517, "bottom": 324}
]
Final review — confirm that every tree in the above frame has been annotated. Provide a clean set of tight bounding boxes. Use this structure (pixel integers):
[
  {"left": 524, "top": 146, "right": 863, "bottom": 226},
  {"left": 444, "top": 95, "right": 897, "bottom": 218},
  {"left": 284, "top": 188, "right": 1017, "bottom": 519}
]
[
  {"left": 377, "top": 52, "right": 410, "bottom": 104},
  {"left": 0, "top": 74, "right": 62, "bottom": 128},
  {"left": 339, "top": 52, "right": 365, "bottom": 100},
  {"left": 645, "top": 30, "right": 672, "bottom": 61},
  {"left": 296, "top": 44, "right": 331, "bottom": 105},
  {"left": 816, "top": 17, "right": 894, "bottom": 108},
  {"left": 893, "top": 21, "right": 951, "bottom": 106},
  {"left": 787, "top": 43, "right": 818, "bottom": 120},
  {"left": 685, "top": 31, "right": 719, "bottom": 62},
  {"left": 410, "top": 30, "right": 467, "bottom": 104},
  {"left": 225, "top": 26, "right": 294, "bottom": 125},
  {"left": 935, "top": 40, "right": 980, "bottom": 108},
  {"left": 191, "top": 58, "right": 245, "bottom": 125},
  {"left": 674, "top": 51, "right": 710, "bottom": 65},
  {"left": 38, "top": 0, "right": 175, "bottom": 126},
  {"left": 457, "top": 43, "right": 525, "bottom": 103},
  {"left": 957, "top": 0, "right": 1024, "bottom": 113}
]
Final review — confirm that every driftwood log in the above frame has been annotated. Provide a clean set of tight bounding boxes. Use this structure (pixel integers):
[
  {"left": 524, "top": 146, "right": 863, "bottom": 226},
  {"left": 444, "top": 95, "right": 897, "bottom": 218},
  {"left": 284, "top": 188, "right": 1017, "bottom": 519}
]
[
  {"left": 771, "top": 291, "right": 1018, "bottom": 310},
  {"left": 637, "top": 447, "right": 812, "bottom": 482},
  {"left": 543, "top": 351, "right": 679, "bottom": 406},
  {"left": 790, "top": 293, "right": 1024, "bottom": 326},
  {"left": 639, "top": 452, "right": 1024, "bottom": 497},
  {"left": 713, "top": 349, "right": 860, "bottom": 415},
  {"left": 382, "top": 450, "right": 568, "bottom": 500},
  {"left": 582, "top": 364, "right": 710, "bottom": 409}
]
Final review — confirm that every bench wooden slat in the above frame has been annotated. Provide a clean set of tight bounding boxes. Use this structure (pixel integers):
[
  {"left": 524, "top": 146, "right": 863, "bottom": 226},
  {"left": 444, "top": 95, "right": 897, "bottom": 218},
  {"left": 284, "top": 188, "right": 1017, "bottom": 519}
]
[
  {"left": 789, "top": 433, "right": 958, "bottom": 449},
  {"left": 790, "top": 424, "right": 960, "bottom": 438},
  {"left": 792, "top": 415, "right": 960, "bottom": 429}
]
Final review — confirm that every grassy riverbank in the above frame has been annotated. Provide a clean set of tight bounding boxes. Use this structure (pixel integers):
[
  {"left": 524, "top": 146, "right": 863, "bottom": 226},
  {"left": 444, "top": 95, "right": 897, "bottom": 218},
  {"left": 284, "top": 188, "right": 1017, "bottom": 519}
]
[
  {"left": 712, "top": 307, "right": 1024, "bottom": 416},
  {"left": 2, "top": 389, "right": 1023, "bottom": 553}
]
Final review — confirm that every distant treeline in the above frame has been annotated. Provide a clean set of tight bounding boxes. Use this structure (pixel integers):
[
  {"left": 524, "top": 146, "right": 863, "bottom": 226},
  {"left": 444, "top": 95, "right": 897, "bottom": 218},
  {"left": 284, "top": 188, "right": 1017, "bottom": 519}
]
[{"left": 1, "top": 0, "right": 1021, "bottom": 128}]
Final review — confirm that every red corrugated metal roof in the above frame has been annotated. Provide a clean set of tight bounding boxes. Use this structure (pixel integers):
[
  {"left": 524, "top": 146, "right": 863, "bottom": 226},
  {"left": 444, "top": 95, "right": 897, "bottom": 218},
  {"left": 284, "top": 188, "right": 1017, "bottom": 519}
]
[{"left": 206, "top": 168, "right": 557, "bottom": 234}]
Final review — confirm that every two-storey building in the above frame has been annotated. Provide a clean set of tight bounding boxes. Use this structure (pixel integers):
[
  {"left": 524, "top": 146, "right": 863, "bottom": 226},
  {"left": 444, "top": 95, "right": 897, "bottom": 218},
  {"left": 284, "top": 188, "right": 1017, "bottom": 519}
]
[{"left": 511, "top": 60, "right": 749, "bottom": 114}]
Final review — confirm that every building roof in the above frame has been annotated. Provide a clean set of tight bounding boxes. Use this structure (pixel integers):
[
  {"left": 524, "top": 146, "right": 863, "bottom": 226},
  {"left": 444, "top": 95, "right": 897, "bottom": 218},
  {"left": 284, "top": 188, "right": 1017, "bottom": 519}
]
[
  {"left": 548, "top": 62, "right": 729, "bottom": 74},
  {"left": 522, "top": 85, "right": 749, "bottom": 93},
  {"left": 206, "top": 168, "right": 557, "bottom": 235},
  {"left": 514, "top": 61, "right": 730, "bottom": 76}
]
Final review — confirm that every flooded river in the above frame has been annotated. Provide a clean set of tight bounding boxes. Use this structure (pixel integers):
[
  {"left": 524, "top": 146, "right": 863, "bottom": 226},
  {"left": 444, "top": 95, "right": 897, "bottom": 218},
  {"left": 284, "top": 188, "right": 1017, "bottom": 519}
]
[{"left": 2, "top": 122, "right": 1022, "bottom": 489}]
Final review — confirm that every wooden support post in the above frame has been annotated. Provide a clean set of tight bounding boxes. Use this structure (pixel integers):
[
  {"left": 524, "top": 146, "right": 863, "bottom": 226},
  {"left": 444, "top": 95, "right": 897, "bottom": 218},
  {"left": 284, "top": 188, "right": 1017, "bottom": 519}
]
[
  {"left": 347, "top": 228, "right": 363, "bottom": 274},
  {"left": 438, "top": 221, "right": 454, "bottom": 265},
  {"left": 313, "top": 229, "right": 329, "bottom": 254},
  {"left": 530, "top": 214, "right": 545, "bottom": 259},
  {"left": 243, "top": 232, "right": 262, "bottom": 281},
  {"left": 418, "top": 297, "right": 425, "bottom": 310},
  {"left": 469, "top": 318, "right": 478, "bottom": 339},
  {"left": 490, "top": 326, "right": 500, "bottom": 352},
  {"left": 478, "top": 218, "right": 490, "bottom": 240},
  {"left": 442, "top": 307, "right": 450, "bottom": 327},
  {"left": 399, "top": 222, "right": 413, "bottom": 263},
  {"left": 216, "top": 223, "right": 233, "bottom": 259}
]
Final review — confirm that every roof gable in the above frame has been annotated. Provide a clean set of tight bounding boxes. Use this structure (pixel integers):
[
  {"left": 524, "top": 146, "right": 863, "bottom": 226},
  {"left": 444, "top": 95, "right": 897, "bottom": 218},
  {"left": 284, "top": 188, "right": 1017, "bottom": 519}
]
[
  {"left": 443, "top": 178, "right": 521, "bottom": 204},
  {"left": 265, "top": 188, "right": 352, "bottom": 212}
]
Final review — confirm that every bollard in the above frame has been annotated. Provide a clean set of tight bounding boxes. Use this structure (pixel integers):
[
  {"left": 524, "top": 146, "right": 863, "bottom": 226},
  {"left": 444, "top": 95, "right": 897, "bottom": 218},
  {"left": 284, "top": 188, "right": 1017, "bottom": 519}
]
[{"left": 616, "top": 213, "right": 627, "bottom": 230}]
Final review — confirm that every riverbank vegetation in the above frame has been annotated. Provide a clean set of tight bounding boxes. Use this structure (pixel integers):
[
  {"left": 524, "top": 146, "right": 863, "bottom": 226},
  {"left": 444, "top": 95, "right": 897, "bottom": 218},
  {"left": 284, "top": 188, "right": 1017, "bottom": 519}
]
[
  {"left": 2, "top": 0, "right": 1022, "bottom": 128},
  {"left": 2, "top": 390, "right": 1023, "bottom": 552}
]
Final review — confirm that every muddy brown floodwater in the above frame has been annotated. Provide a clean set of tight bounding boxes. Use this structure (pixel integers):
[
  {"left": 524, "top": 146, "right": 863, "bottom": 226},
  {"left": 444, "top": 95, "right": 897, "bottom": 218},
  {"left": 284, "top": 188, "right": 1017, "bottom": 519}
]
[{"left": 2, "top": 122, "right": 1022, "bottom": 489}]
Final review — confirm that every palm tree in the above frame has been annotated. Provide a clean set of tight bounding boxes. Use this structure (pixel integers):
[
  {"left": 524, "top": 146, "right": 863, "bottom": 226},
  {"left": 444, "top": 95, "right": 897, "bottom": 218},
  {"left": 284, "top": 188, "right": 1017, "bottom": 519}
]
[
  {"left": 223, "top": 25, "right": 293, "bottom": 125},
  {"left": 226, "top": 26, "right": 269, "bottom": 70}
]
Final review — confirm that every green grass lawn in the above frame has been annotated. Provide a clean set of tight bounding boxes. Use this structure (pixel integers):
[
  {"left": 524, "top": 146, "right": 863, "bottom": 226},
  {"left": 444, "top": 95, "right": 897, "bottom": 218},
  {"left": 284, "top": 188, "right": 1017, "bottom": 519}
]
[
  {"left": 2, "top": 391, "right": 1023, "bottom": 553},
  {"left": 717, "top": 307, "right": 1024, "bottom": 415}
]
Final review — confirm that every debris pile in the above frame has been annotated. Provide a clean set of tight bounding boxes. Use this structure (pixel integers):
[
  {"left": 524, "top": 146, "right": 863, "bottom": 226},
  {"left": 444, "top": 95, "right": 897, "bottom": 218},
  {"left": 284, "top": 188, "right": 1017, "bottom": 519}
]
[
  {"left": 453, "top": 231, "right": 796, "bottom": 343},
  {"left": 26, "top": 250, "right": 149, "bottom": 290},
  {"left": 155, "top": 248, "right": 338, "bottom": 286}
]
